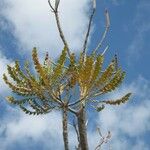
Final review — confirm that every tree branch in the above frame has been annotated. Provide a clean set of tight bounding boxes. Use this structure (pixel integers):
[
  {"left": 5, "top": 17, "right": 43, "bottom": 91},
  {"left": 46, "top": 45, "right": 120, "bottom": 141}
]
[
  {"left": 62, "top": 103, "right": 69, "bottom": 150},
  {"left": 48, "top": 0, "right": 71, "bottom": 58},
  {"left": 95, "top": 128, "right": 111, "bottom": 150},
  {"left": 82, "top": 7, "right": 96, "bottom": 58},
  {"left": 92, "top": 9, "right": 110, "bottom": 54}
]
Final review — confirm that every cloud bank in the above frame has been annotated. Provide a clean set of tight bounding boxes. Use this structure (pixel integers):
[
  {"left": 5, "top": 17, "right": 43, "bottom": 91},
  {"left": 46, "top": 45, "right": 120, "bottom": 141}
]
[
  {"left": 1, "top": 0, "right": 91, "bottom": 58},
  {"left": 97, "top": 76, "right": 150, "bottom": 150}
]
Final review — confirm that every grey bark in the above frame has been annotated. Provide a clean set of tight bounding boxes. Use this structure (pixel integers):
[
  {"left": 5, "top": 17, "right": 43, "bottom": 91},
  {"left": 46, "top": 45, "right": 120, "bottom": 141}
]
[
  {"left": 77, "top": 108, "right": 89, "bottom": 150},
  {"left": 62, "top": 108, "right": 69, "bottom": 150}
]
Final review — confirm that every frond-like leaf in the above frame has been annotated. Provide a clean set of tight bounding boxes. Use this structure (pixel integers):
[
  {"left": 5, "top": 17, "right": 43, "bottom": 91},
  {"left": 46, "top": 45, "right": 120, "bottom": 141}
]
[
  {"left": 32, "top": 47, "right": 49, "bottom": 86},
  {"left": 14, "top": 61, "right": 29, "bottom": 82},
  {"left": 3, "top": 74, "right": 34, "bottom": 96},
  {"left": 91, "top": 55, "right": 104, "bottom": 82},
  {"left": 52, "top": 46, "right": 67, "bottom": 82},
  {"left": 19, "top": 105, "right": 39, "bottom": 115},
  {"left": 100, "top": 69, "right": 125, "bottom": 94},
  {"left": 67, "top": 53, "right": 78, "bottom": 88},
  {"left": 78, "top": 55, "right": 95, "bottom": 97},
  {"left": 6, "top": 96, "right": 31, "bottom": 105},
  {"left": 96, "top": 104, "right": 105, "bottom": 112},
  {"left": 24, "top": 61, "right": 36, "bottom": 81},
  {"left": 7, "top": 65, "right": 21, "bottom": 84},
  {"left": 28, "top": 99, "right": 45, "bottom": 112},
  {"left": 102, "top": 93, "right": 132, "bottom": 105},
  {"left": 95, "top": 60, "right": 115, "bottom": 88}
]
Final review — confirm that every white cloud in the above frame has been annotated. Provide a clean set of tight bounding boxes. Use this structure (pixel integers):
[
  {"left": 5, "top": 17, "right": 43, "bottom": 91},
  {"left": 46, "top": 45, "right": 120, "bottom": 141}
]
[
  {"left": 1, "top": 0, "right": 91, "bottom": 58},
  {"left": 97, "top": 76, "right": 150, "bottom": 150},
  {"left": 0, "top": 106, "right": 64, "bottom": 149},
  {"left": 0, "top": 105, "right": 80, "bottom": 150}
]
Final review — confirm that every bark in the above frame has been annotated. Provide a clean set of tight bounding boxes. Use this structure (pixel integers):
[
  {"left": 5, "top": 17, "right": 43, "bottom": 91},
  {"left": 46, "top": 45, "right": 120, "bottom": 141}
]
[
  {"left": 77, "top": 107, "right": 89, "bottom": 150},
  {"left": 62, "top": 107, "right": 69, "bottom": 150}
]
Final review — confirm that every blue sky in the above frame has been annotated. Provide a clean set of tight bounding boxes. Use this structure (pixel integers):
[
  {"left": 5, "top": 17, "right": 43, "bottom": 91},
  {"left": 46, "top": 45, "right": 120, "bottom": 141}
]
[{"left": 0, "top": 0, "right": 150, "bottom": 149}]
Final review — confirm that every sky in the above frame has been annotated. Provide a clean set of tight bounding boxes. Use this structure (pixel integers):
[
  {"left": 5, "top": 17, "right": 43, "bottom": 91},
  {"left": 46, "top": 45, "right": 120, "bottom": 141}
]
[{"left": 0, "top": 0, "right": 150, "bottom": 149}]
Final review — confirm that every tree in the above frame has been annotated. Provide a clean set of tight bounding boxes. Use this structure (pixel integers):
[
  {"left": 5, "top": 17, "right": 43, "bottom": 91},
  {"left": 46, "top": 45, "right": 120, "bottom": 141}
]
[{"left": 3, "top": 0, "right": 131, "bottom": 150}]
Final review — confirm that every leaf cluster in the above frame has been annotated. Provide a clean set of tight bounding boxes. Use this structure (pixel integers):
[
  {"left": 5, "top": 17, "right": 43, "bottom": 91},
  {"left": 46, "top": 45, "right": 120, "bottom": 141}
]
[
  {"left": 3, "top": 47, "right": 131, "bottom": 114},
  {"left": 66, "top": 53, "right": 131, "bottom": 109},
  {"left": 3, "top": 47, "right": 68, "bottom": 115}
]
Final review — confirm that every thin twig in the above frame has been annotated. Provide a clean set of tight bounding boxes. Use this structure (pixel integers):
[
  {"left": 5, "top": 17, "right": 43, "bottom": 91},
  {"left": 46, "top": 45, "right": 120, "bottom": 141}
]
[
  {"left": 114, "top": 54, "right": 118, "bottom": 71},
  {"left": 82, "top": 7, "right": 96, "bottom": 57},
  {"left": 48, "top": 0, "right": 71, "bottom": 58},
  {"left": 93, "top": 9, "right": 110, "bottom": 54},
  {"left": 54, "top": 12, "right": 71, "bottom": 58},
  {"left": 48, "top": 0, "right": 55, "bottom": 12},
  {"left": 68, "top": 95, "right": 89, "bottom": 107},
  {"left": 50, "top": 90, "right": 77, "bottom": 114},
  {"left": 69, "top": 117, "right": 80, "bottom": 150},
  {"left": 95, "top": 128, "right": 111, "bottom": 150},
  {"left": 101, "top": 45, "right": 109, "bottom": 56}
]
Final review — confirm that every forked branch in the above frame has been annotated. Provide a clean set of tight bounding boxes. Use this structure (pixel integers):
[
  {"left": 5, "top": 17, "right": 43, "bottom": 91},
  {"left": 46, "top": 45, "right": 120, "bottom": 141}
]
[{"left": 95, "top": 127, "right": 111, "bottom": 150}]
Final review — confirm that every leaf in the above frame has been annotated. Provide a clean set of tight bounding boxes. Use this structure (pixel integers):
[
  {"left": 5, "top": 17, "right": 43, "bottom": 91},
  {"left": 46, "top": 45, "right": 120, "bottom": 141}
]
[
  {"left": 14, "top": 61, "right": 28, "bottom": 81},
  {"left": 100, "top": 69, "right": 125, "bottom": 94},
  {"left": 19, "top": 105, "right": 39, "bottom": 115},
  {"left": 95, "top": 60, "right": 115, "bottom": 88},
  {"left": 7, "top": 65, "right": 21, "bottom": 84},
  {"left": 3, "top": 74, "right": 34, "bottom": 96},
  {"left": 6, "top": 96, "right": 31, "bottom": 105},
  {"left": 102, "top": 93, "right": 132, "bottom": 105},
  {"left": 28, "top": 99, "right": 45, "bottom": 112},
  {"left": 77, "top": 55, "right": 95, "bottom": 98},
  {"left": 67, "top": 53, "right": 78, "bottom": 88},
  {"left": 90, "top": 55, "right": 104, "bottom": 86},
  {"left": 51, "top": 46, "right": 67, "bottom": 82},
  {"left": 96, "top": 104, "right": 105, "bottom": 112},
  {"left": 32, "top": 47, "right": 49, "bottom": 86},
  {"left": 24, "top": 61, "right": 36, "bottom": 81}
]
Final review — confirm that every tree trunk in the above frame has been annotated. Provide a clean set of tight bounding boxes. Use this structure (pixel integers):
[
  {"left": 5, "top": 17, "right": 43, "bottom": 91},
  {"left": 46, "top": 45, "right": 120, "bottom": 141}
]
[
  {"left": 77, "top": 107, "right": 89, "bottom": 150},
  {"left": 62, "top": 108, "right": 69, "bottom": 150}
]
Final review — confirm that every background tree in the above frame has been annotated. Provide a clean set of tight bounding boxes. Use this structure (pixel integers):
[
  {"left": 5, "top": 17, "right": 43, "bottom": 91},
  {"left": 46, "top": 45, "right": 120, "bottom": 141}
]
[{"left": 3, "top": 0, "right": 131, "bottom": 150}]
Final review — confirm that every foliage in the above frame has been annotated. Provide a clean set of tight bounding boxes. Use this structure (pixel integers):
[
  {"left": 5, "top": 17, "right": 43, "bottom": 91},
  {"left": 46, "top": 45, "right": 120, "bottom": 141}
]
[
  {"left": 4, "top": 49, "right": 131, "bottom": 114},
  {"left": 3, "top": 46, "right": 68, "bottom": 115}
]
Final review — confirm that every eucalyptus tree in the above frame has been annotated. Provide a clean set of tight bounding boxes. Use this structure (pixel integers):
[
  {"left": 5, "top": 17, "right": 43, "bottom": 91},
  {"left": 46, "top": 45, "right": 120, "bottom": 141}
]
[{"left": 3, "top": 0, "right": 131, "bottom": 150}]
